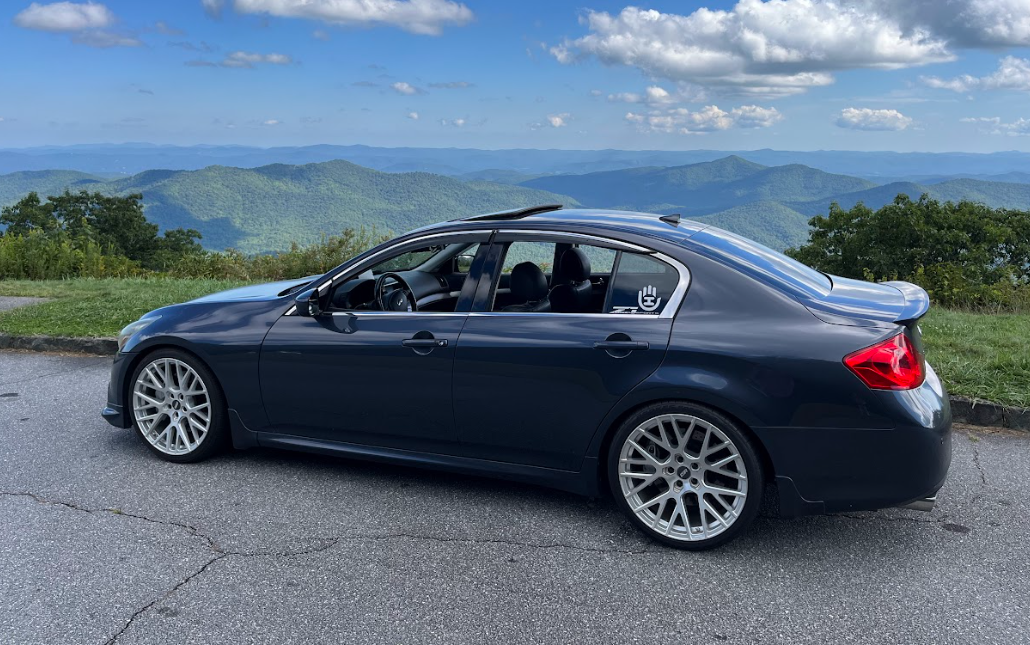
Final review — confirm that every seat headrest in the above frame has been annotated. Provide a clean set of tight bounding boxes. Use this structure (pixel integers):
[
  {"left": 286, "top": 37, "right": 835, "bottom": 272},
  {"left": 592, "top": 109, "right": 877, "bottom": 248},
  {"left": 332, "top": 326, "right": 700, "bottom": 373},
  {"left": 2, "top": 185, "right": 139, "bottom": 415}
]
[
  {"left": 510, "top": 262, "right": 548, "bottom": 302},
  {"left": 561, "top": 248, "right": 591, "bottom": 282}
]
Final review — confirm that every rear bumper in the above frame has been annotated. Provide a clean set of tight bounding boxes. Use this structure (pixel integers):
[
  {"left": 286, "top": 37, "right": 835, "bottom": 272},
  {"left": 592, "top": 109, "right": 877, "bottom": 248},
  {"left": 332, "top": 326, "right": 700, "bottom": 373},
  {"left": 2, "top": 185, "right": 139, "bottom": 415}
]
[{"left": 759, "top": 364, "right": 953, "bottom": 516}]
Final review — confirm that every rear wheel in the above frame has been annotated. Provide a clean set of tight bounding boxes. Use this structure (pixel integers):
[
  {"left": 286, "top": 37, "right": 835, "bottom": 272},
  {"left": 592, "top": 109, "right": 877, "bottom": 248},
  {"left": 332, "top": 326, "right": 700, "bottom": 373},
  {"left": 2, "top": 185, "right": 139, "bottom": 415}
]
[
  {"left": 608, "top": 402, "right": 764, "bottom": 550},
  {"left": 129, "top": 349, "right": 228, "bottom": 463}
]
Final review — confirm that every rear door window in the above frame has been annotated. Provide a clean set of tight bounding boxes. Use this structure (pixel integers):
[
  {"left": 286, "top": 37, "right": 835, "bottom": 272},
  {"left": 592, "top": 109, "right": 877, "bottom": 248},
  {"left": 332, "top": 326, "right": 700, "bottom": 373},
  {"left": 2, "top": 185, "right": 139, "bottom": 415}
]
[{"left": 606, "top": 253, "right": 680, "bottom": 316}]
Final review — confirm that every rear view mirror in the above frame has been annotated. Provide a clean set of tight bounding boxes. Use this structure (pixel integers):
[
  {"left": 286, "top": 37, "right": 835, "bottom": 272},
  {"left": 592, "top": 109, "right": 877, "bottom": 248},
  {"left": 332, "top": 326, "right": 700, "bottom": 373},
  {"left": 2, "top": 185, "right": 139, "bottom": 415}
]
[{"left": 294, "top": 287, "right": 323, "bottom": 317}]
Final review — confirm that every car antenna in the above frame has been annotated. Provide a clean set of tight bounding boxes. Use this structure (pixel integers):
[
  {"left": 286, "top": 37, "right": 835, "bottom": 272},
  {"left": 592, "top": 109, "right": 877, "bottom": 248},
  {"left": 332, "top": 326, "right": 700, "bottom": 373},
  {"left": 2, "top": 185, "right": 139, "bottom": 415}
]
[{"left": 659, "top": 213, "right": 681, "bottom": 226}]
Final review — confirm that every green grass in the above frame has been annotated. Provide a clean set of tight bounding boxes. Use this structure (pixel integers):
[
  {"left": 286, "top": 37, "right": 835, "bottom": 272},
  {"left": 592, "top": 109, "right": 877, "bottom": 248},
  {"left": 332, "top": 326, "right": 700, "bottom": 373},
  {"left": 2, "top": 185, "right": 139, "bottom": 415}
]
[
  {"left": 920, "top": 309, "right": 1030, "bottom": 408},
  {"left": 0, "top": 278, "right": 248, "bottom": 337},
  {"left": 0, "top": 278, "right": 1027, "bottom": 408}
]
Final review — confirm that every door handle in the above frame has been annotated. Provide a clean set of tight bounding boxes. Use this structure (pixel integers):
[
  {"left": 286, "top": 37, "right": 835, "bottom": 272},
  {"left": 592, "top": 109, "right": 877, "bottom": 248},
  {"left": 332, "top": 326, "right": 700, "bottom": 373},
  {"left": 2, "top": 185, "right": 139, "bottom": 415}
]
[
  {"left": 402, "top": 338, "right": 448, "bottom": 348},
  {"left": 594, "top": 340, "right": 648, "bottom": 351}
]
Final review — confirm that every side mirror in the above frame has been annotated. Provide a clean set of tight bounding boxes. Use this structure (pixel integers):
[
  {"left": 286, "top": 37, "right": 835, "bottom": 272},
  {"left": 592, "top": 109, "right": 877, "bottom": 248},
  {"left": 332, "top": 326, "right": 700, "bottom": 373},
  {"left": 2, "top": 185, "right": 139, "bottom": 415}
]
[
  {"left": 456, "top": 253, "right": 476, "bottom": 273},
  {"left": 294, "top": 287, "right": 324, "bottom": 317}
]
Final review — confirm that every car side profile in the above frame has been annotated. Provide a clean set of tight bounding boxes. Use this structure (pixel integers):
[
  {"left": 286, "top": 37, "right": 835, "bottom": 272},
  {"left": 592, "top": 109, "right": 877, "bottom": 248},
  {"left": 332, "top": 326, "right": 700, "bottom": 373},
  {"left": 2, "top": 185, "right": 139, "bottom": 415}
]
[{"left": 102, "top": 205, "right": 952, "bottom": 550}]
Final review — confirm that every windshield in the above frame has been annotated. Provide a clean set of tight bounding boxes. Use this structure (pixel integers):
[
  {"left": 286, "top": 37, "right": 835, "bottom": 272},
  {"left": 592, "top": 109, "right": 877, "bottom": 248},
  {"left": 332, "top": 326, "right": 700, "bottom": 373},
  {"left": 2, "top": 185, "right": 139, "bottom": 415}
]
[{"left": 369, "top": 245, "right": 448, "bottom": 273}]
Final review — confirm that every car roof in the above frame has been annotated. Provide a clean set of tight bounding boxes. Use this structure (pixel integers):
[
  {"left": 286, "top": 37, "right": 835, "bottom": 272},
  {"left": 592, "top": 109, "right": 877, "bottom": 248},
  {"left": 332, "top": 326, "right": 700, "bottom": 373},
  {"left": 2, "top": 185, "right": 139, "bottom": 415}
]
[{"left": 411, "top": 207, "right": 710, "bottom": 244}]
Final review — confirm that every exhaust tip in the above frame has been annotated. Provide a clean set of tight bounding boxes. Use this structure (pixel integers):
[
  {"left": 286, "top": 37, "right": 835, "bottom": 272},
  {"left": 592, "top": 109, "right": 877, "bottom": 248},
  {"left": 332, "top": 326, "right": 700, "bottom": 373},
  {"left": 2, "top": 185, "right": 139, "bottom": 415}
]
[{"left": 898, "top": 495, "right": 936, "bottom": 512}]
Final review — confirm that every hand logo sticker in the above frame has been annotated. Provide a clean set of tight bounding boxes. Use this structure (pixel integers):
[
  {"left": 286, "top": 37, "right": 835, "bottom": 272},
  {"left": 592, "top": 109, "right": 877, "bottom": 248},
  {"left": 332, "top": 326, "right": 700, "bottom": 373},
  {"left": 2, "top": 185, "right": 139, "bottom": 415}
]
[{"left": 637, "top": 285, "right": 662, "bottom": 312}]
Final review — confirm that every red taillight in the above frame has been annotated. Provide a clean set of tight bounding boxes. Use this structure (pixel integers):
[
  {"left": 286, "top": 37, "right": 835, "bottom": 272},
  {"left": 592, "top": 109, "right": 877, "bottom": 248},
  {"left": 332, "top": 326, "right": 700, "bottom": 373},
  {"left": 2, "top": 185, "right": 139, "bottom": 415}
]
[{"left": 844, "top": 333, "right": 925, "bottom": 390}]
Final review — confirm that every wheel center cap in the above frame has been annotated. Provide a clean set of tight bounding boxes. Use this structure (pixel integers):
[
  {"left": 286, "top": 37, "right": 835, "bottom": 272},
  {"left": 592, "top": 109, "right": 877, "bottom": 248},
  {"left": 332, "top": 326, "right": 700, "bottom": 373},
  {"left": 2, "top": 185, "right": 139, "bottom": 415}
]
[
  {"left": 677, "top": 465, "right": 690, "bottom": 478},
  {"left": 171, "top": 400, "right": 181, "bottom": 410}
]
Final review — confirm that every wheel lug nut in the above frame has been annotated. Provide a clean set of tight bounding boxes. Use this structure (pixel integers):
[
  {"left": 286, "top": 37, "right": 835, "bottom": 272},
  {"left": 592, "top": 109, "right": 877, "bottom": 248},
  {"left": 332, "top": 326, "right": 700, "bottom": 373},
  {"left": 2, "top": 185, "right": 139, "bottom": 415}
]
[
  {"left": 691, "top": 463, "right": 699, "bottom": 470},
  {"left": 690, "top": 478, "right": 699, "bottom": 486}
]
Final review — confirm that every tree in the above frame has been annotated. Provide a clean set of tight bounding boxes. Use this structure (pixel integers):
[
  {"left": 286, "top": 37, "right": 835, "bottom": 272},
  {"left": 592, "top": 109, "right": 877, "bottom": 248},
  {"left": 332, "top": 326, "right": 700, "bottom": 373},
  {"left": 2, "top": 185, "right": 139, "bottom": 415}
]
[
  {"left": 0, "top": 191, "right": 203, "bottom": 269},
  {"left": 788, "top": 194, "right": 1030, "bottom": 308},
  {"left": 0, "top": 192, "right": 60, "bottom": 236}
]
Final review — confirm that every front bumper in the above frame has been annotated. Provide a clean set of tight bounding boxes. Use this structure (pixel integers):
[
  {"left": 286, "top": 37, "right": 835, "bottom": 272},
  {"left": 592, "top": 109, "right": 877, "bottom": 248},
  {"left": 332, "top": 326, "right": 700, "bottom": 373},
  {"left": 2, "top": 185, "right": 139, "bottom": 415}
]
[{"left": 101, "top": 352, "right": 134, "bottom": 429}]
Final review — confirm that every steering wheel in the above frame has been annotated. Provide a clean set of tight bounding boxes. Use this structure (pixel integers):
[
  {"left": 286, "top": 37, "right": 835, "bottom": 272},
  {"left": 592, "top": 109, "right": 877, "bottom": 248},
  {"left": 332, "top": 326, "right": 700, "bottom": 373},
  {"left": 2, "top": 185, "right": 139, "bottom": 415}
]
[{"left": 374, "top": 272, "right": 418, "bottom": 312}]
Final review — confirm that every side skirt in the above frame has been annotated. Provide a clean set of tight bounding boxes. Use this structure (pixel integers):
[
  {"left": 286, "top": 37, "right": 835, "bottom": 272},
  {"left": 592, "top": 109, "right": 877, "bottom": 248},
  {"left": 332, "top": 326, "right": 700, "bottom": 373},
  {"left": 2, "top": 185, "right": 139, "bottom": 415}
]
[{"left": 256, "top": 431, "right": 593, "bottom": 496}]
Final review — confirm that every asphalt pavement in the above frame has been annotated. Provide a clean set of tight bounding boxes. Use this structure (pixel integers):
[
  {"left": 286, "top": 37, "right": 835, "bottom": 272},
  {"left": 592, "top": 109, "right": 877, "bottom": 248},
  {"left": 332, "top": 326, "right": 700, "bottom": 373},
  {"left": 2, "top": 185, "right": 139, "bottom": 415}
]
[{"left": 1, "top": 350, "right": 1028, "bottom": 645}]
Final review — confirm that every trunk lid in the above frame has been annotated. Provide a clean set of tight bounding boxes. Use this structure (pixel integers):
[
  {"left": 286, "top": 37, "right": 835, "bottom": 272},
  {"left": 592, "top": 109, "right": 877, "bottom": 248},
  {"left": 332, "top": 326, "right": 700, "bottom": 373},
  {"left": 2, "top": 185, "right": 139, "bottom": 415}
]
[{"left": 802, "top": 275, "right": 931, "bottom": 327}]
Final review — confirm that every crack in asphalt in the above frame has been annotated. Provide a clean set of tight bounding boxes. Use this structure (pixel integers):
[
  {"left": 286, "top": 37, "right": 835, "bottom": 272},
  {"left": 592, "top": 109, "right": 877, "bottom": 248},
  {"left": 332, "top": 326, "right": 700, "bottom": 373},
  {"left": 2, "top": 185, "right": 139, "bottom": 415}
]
[
  {"left": 1, "top": 491, "right": 340, "bottom": 644},
  {"left": 102, "top": 553, "right": 228, "bottom": 645},
  {"left": 970, "top": 442, "right": 989, "bottom": 486},
  {"left": 103, "top": 540, "right": 341, "bottom": 645},
  {"left": 0, "top": 491, "right": 222, "bottom": 552}
]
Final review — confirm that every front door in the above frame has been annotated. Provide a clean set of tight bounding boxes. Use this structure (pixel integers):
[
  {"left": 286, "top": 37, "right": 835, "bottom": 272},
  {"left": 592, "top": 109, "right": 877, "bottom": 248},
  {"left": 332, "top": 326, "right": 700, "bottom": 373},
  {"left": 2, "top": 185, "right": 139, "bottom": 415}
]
[
  {"left": 258, "top": 231, "right": 491, "bottom": 452},
  {"left": 260, "top": 312, "right": 467, "bottom": 451}
]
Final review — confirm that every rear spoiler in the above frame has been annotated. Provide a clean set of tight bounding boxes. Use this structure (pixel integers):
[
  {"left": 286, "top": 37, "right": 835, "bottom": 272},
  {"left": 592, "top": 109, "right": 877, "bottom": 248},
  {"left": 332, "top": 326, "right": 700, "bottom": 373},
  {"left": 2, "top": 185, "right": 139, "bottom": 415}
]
[{"left": 881, "top": 281, "right": 930, "bottom": 324}]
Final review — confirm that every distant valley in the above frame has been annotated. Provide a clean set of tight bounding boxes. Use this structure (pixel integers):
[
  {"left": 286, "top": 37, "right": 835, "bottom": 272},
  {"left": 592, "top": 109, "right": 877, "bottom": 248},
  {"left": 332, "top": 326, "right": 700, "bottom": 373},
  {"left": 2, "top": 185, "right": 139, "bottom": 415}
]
[{"left": 2, "top": 154, "right": 1029, "bottom": 252}]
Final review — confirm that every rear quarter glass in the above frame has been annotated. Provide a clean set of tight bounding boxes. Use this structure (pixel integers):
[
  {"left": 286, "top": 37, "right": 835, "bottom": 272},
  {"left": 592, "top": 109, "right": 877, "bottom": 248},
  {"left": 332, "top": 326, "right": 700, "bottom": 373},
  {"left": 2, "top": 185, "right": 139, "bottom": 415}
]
[{"left": 608, "top": 254, "right": 679, "bottom": 315}]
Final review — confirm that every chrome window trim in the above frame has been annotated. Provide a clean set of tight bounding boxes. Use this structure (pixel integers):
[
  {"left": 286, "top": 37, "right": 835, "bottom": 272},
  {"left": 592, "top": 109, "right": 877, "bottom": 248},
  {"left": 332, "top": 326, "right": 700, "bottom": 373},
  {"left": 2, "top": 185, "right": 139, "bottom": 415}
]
[
  {"left": 285, "top": 228, "right": 691, "bottom": 319},
  {"left": 329, "top": 311, "right": 468, "bottom": 317},
  {"left": 495, "top": 229, "right": 651, "bottom": 254}
]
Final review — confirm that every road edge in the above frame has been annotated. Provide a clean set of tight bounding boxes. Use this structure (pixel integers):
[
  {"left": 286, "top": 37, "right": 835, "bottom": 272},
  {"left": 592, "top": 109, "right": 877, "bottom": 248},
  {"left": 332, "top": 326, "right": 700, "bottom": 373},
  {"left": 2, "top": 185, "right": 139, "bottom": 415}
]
[{"left": 0, "top": 332, "right": 117, "bottom": 356}]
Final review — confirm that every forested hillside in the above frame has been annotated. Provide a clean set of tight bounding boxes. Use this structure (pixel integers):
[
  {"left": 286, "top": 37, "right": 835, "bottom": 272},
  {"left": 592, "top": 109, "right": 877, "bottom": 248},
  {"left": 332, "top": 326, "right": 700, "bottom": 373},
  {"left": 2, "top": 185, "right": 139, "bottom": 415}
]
[
  {"left": 3, "top": 155, "right": 1029, "bottom": 253},
  {"left": 2, "top": 161, "right": 578, "bottom": 252}
]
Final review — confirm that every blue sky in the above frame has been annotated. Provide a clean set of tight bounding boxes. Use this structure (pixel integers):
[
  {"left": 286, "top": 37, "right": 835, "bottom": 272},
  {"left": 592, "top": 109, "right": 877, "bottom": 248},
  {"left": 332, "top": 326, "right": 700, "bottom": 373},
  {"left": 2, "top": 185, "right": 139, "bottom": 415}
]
[{"left": 2, "top": 0, "right": 1030, "bottom": 152}]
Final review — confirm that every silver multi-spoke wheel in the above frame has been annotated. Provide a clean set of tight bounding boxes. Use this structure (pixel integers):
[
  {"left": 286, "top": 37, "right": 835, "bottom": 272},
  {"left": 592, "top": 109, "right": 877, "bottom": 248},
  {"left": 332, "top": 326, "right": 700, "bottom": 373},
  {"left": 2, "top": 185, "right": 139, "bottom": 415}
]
[
  {"left": 132, "top": 357, "right": 212, "bottom": 456},
  {"left": 618, "top": 414, "right": 749, "bottom": 542}
]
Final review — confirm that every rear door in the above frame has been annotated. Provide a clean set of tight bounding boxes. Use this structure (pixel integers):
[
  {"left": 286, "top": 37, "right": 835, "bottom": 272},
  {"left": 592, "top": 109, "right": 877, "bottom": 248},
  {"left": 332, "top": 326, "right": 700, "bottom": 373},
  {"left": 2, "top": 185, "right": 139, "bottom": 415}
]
[{"left": 451, "top": 232, "right": 689, "bottom": 471}]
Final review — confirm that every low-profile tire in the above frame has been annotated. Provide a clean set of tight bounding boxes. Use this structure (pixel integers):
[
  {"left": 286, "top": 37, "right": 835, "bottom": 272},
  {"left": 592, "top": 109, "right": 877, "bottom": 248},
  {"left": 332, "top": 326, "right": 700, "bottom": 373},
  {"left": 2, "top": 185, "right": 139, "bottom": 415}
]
[
  {"left": 608, "top": 401, "right": 764, "bottom": 551},
  {"left": 128, "top": 348, "right": 229, "bottom": 463}
]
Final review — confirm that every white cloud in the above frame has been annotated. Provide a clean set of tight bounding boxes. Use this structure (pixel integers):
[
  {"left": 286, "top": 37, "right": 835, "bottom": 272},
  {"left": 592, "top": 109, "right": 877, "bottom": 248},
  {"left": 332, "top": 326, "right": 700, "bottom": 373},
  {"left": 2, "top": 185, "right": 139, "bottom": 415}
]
[
  {"left": 589, "top": 89, "right": 603, "bottom": 97},
  {"left": 391, "top": 81, "right": 424, "bottom": 95},
  {"left": 312, "top": 29, "right": 330, "bottom": 40},
  {"left": 547, "top": 113, "right": 570, "bottom": 127},
  {"left": 961, "top": 115, "right": 1030, "bottom": 135},
  {"left": 408, "top": 111, "right": 419, "bottom": 120},
  {"left": 262, "top": 119, "right": 281, "bottom": 126},
  {"left": 608, "top": 92, "right": 643, "bottom": 104},
  {"left": 440, "top": 118, "right": 466, "bottom": 127},
  {"left": 231, "top": 0, "right": 474, "bottom": 35},
  {"left": 625, "top": 104, "right": 783, "bottom": 134},
  {"left": 922, "top": 56, "right": 1030, "bottom": 92},
  {"left": 552, "top": 2, "right": 1030, "bottom": 97},
  {"left": 429, "top": 81, "right": 473, "bottom": 89},
  {"left": 202, "top": 0, "right": 225, "bottom": 18},
  {"left": 14, "top": 1, "right": 140, "bottom": 47},
  {"left": 154, "top": 21, "right": 184, "bottom": 36},
  {"left": 836, "top": 107, "right": 913, "bottom": 131},
  {"left": 608, "top": 85, "right": 682, "bottom": 105},
  {"left": 72, "top": 30, "right": 141, "bottom": 47},
  {"left": 221, "top": 51, "right": 293, "bottom": 68},
  {"left": 14, "top": 2, "right": 114, "bottom": 32}
]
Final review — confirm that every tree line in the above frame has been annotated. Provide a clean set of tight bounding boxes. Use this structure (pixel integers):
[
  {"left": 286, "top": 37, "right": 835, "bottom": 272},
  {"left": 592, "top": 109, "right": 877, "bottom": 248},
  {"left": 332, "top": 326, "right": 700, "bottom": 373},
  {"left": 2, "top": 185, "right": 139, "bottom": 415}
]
[
  {"left": 3, "top": 189, "right": 1029, "bottom": 311},
  {"left": 0, "top": 191, "right": 387, "bottom": 281}
]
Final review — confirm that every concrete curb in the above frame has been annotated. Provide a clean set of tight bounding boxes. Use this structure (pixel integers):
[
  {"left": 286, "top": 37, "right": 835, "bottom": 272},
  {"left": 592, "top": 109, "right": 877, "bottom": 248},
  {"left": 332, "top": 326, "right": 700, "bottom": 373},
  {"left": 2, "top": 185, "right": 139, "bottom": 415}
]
[
  {"left": 1, "top": 333, "right": 1027, "bottom": 431},
  {"left": 0, "top": 333, "right": 117, "bottom": 356},
  {"left": 949, "top": 396, "right": 1030, "bottom": 431}
]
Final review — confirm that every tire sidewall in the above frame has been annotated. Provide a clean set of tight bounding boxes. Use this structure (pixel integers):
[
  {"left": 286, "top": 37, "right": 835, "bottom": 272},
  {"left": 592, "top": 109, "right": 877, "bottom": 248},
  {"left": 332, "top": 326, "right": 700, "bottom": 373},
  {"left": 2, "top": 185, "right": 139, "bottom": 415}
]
[
  {"left": 128, "top": 347, "right": 228, "bottom": 463},
  {"left": 607, "top": 401, "right": 765, "bottom": 550}
]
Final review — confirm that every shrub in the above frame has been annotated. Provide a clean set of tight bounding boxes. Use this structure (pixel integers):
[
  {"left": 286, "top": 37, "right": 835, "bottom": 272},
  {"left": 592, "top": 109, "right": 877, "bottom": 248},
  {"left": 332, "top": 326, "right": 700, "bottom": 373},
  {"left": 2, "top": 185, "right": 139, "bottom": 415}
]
[{"left": 788, "top": 195, "right": 1030, "bottom": 311}]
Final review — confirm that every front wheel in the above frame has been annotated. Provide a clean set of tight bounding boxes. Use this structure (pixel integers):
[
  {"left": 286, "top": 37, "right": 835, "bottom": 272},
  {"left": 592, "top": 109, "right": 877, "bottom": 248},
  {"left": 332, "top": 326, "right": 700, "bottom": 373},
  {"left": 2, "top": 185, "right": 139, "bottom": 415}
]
[
  {"left": 608, "top": 402, "right": 764, "bottom": 550},
  {"left": 129, "top": 348, "right": 228, "bottom": 463}
]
